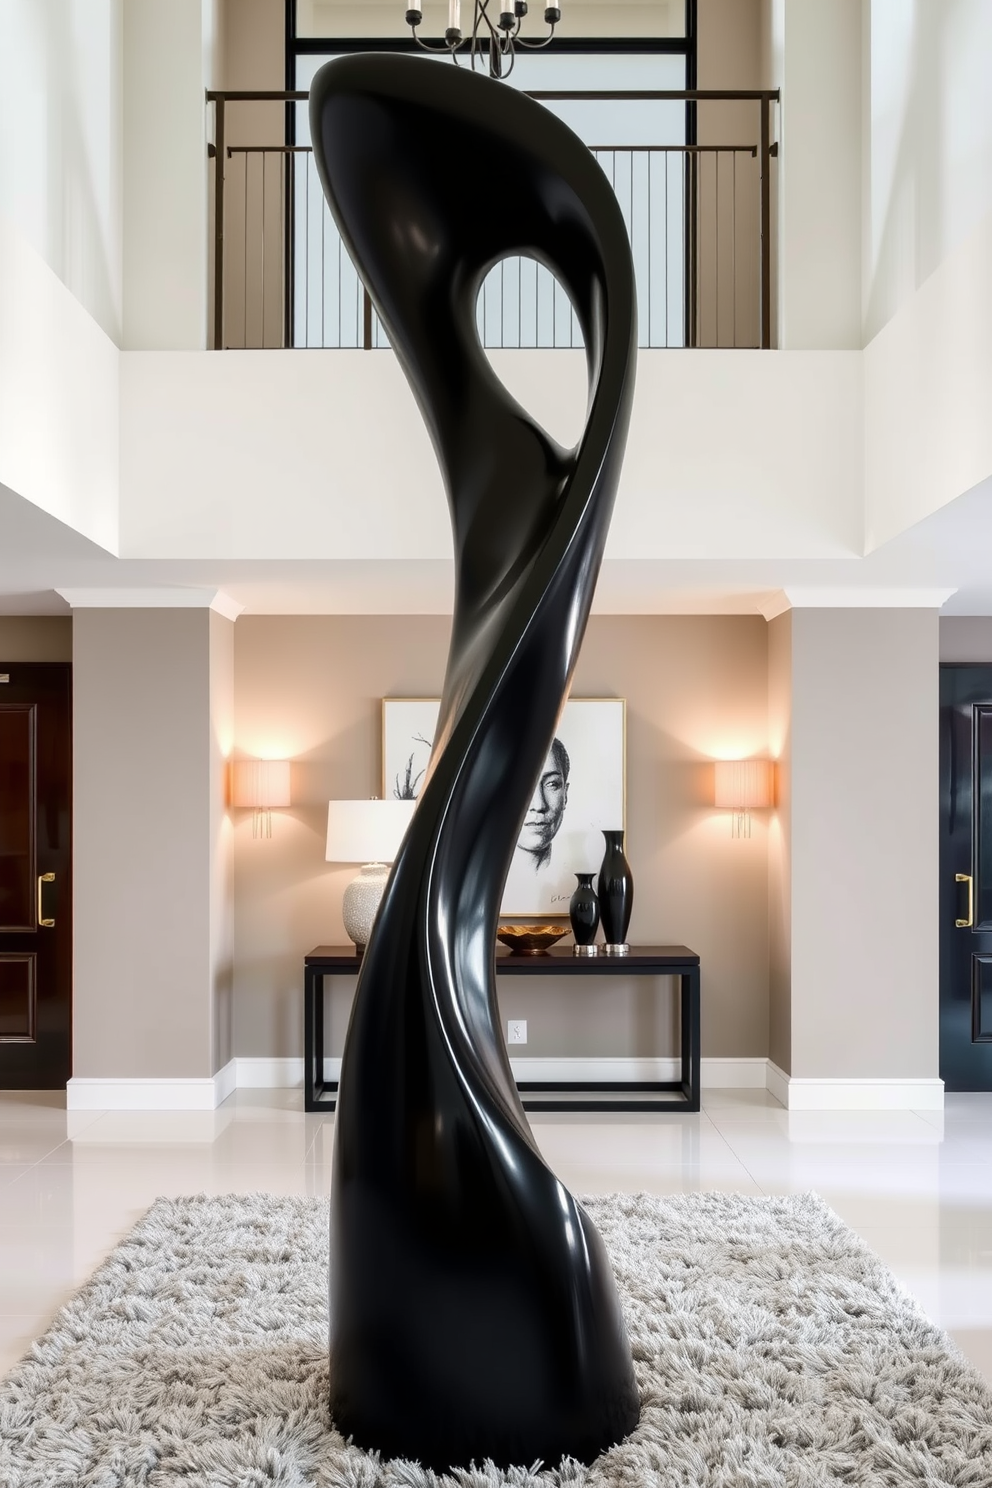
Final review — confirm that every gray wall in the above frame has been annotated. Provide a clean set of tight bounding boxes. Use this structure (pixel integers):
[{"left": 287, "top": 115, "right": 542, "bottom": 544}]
[
  {"left": 789, "top": 607, "right": 939, "bottom": 1079},
  {"left": 767, "top": 610, "right": 792, "bottom": 1073},
  {"left": 232, "top": 614, "right": 772, "bottom": 1064},
  {"left": 210, "top": 609, "right": 235, "bottom": 1073},
  {"left": 940, "top": 617, "right": 992, "bottom": 663},
  {"left": 73, "top": 607, "right": 231, "bottom": 1079}
]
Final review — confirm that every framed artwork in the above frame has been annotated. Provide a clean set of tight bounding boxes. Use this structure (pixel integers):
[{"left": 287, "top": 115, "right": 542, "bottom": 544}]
[{"left": 382, "top": 697, "right": 626, "bottom": 916}]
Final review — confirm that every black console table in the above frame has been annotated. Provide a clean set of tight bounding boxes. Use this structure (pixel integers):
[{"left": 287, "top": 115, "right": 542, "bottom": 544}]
[{"left": 304, "top": 944, "right": 700, "bottom": 1114}]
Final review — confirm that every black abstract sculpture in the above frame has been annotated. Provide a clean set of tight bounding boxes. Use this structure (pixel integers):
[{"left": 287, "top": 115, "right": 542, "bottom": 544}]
[{"left": 310, "top": 54, "right": 639, "bottom": 1471}]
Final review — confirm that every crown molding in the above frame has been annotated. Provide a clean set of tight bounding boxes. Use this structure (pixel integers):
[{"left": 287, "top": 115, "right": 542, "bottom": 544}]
[
  {"left": 759, "top": 587, "right": 957, "bottom": 619},
  {"left": 56, "top": 587, "right": 244, "bottom": 620}
]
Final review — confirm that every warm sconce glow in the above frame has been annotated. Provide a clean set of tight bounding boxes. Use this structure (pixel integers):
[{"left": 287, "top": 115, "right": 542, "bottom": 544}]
[
  {"left": 714, "top": 759, "right": 774, "bottom": 838},
  {"left": 231, "top": 759, "right": 291, "bottom": 838}
]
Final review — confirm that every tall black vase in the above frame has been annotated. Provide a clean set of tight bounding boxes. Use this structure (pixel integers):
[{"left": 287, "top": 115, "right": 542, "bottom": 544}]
[
  {"left": 569, "top": 872, "right": 600, "bottom": 952},
  {"left": 598, "top": 830, "right": 633, "bottom": 950}
]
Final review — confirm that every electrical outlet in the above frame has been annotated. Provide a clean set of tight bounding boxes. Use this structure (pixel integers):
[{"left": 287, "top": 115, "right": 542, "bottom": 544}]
[{"left": 507, "top": 1019, "right": 527, "bottom": 1045}]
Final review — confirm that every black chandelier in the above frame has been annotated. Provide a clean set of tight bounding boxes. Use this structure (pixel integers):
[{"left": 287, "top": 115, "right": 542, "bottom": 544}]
[{"left": 404, "top": 1, "right": 562, "bottom": 79}]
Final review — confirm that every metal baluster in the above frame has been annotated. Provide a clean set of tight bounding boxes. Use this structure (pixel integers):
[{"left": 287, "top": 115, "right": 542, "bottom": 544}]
[
  {"left": 715, "top": 152, "right": 720, "bottom": 349},
  {"left": 242, "top": 153, "right": 248, "bottom": 349},
  {"left": 213, "top": 98, "right": 225, "bottom": 349},
  {"left": 261, "top": 152, "right": 266, "bottom": 348},
  {"left": 732, "top": 150, "right": 737, "bottom": 349}
]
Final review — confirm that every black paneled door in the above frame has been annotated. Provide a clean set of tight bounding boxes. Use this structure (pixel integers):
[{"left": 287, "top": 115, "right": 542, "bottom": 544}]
[
  {"left": 939, "top": 664, "right": 992, "bottom": 1091},
  {"left": 0, "top": 664, "right": 71, "bottom": 1089}
]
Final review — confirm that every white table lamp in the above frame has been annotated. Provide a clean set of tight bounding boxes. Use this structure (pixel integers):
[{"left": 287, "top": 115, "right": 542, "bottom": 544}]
[{"left": 326, "top": 798, "right": 417, "bottom": 951}]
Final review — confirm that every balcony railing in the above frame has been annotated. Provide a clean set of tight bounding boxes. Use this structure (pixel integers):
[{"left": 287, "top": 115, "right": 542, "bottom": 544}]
[{"left": 208, "top": 88, "right": 779, "bottom": 353}]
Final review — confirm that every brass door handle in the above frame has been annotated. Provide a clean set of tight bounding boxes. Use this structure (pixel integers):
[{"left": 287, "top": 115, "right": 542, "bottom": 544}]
[
  {"left": 37, "top": 872, "right": 55, "bottom": 928},
  {"left": 956, "top": 873, "right": 973, "bottom": 928}
]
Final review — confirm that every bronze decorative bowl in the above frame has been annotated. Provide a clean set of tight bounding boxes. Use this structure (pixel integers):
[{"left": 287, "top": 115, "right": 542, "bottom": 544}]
[{"left": 496, "top": 924, "right": 569, "bottom": 956}]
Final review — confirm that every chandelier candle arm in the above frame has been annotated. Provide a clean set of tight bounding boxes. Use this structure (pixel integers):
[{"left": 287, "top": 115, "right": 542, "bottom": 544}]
[{"left": 406, "top": 0, "right": 560, "bottom": 75}]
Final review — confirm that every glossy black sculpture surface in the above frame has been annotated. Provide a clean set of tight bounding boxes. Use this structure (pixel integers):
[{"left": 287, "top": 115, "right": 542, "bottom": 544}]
[{"left": 310, "top": 54, "right": 639, "bottom": 1471}]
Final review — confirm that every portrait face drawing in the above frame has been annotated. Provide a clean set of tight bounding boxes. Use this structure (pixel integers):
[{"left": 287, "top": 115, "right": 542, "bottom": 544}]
[{"left": 517, "top": 737, "right": 570, "bottom": 872}]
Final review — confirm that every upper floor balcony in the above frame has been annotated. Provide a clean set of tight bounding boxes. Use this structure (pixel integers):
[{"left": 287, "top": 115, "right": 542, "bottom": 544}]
[{"left": 208, "top": 83, "right": 779, "bottom": 354}]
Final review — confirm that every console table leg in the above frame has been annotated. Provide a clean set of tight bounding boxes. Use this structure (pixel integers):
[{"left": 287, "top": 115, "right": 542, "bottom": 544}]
[
  {"left": 682, "top": 969, "right": 701, "bottom": 1111},
  {"left": 305, "top": 968, "right": 318, "bottom": 1112}
]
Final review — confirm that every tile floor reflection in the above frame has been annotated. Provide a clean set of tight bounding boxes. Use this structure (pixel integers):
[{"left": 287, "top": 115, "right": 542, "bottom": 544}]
[{"left": 1, "top": 1086, "right": 991, "bottom": 1386}]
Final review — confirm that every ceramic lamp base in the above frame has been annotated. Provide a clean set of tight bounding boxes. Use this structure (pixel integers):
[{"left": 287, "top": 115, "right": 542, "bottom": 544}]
[{"left": 342, "top": 862, "right": 390, "bottom": 950}]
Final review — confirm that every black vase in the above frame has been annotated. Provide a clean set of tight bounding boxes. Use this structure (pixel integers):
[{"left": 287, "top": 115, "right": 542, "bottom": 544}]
[
  {"left": 598, "top": 830, "right": 633, "bottom": 950},
  {"left": 569, "top": 873, "right": 600, "bottom": 950}
]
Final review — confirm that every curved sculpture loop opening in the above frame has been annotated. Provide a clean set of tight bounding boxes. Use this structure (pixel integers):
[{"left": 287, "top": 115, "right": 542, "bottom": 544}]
[
  {"left": 475, "top": 254, "right": 589, "bottom": 449},
  {"left": 310, "top": 53, "right": 640, "bottom": 1473}
]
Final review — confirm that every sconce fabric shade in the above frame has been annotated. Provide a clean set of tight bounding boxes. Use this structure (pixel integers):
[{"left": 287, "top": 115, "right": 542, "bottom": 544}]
[
  {"left": 231, "top": 759, "right": 291, "bottom": 809},
  {"left": 714, "top": 759, "right": 774, "bottom": 810},
  {"left": 326, "top": 798, "right": 417, "bottom": 864}
]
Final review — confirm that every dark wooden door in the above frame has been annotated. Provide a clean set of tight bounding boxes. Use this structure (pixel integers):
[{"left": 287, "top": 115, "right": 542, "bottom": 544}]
[
  {"left": 0, "top": 663, "right": 71, "bottom": 1088},
  {"left": 939, "top": 664, "right": 992, "bottom": 1090}
]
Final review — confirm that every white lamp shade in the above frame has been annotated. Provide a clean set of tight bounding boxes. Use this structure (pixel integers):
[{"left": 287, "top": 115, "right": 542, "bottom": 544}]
[
  {"left": 231, "top": 759, "right": 291, "bottom": 809},
  {"left": 326, "top": 798, "right": 417, "bottom": 864},
  {"left": 714, "top": 759, "right": 774, "bottom": 810}
]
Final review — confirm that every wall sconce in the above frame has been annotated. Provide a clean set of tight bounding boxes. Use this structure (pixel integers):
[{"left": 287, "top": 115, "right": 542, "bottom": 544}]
[
  {"left": 714, "top": 759, "right": 774, "bottom": 838},
  {"left": 326, "top": 798, "right": 417, "bottom": 951},
  {"left": 231, "top": 759, "right": 291, "bottom": 838}
]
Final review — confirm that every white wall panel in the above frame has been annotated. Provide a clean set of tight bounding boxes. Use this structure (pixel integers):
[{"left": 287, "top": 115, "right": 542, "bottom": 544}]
[
  {"left": 0, "top": 220, "right": 119, "bottom": 552},
  {"left": 119, "top": 347, "right": 864, "bottom": 562}
]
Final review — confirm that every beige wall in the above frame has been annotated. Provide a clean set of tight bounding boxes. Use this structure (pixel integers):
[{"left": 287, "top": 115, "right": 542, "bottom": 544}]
[
  {"left": 0, "top": 617, "right": 72, "bottom": 662},
  {"left": 216, "top": 0, "right": 285, "bottom": 349},
  {"left": 296, "top": 3, "right": 686, "bottom": 39},
  {"left": 233, "top": 614, "right": 771, "bottom": 1063},
  {"left": 789, "top": 607, "right": 938, "bottom": 1079},
  {"left": 767, "top": 609, "right": 791, "bottom": 1072},
  {"left": 73, "top": 608, "right": 228, "bottom": 1079},
  {"left": 697, "top": 0, "right": 763, "bottom": 348}
]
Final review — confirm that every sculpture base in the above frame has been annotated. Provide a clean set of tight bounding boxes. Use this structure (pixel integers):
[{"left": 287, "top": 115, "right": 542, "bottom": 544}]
[
  {"left": 603, "top": 943, "right": 630, "bottom": 956},
  {"left": 573, "top": 944, "right": 599, "bottom": 956}
]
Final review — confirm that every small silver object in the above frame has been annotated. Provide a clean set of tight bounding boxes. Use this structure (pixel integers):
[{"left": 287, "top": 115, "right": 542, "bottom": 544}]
[
  {"left": 572, "top": 944, "right": 599, "bottom": 957},
  {"left": 602, "top": 943, "right": 629, "bottom": 956}
]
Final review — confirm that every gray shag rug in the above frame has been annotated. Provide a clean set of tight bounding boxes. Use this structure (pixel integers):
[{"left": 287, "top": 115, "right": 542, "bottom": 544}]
[{"left": 2, "top": 1192, "right": 992, "bottom": 1487}]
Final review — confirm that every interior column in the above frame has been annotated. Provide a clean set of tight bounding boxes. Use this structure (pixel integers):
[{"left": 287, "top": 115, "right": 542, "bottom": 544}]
[
  {"left": 770, "top": 603, "right": 940, "bottom": 1103},
  {"left": 67, "top": 595, "right": 236, "bottom": 1106}
]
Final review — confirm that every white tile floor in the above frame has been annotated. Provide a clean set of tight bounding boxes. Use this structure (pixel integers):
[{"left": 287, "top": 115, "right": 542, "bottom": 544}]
[{"left": 2, "top": 1086, "right": 992, "bottom": 1388}]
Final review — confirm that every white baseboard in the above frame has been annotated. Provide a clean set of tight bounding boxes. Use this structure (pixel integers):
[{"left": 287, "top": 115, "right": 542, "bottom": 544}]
[
  {"left": 508, "top": 1056, "right": 767, "bottom": 1088},
  {"left": 766, "top": 1063, "right": 944, "bottom": 1111},
  {"left": 233, "top": 1057, "right": 306, "bottom": 1088},
  {"left": 68, "top": 1060, "right": 238, "bottom": 1112},
  {"left": 67, "top": 1076, "right": 224, "bottom": 1112},
  {"left": 233, "top": 1055, "right": 767, "bottom": 1091},
  {"left": 66, "top": 1058, "right": 944, "bottom": 1112},
  {"left": 703, "top": 1058, "right": 769, "bottom": 1089},
  {"left": 214, "top": 1059, "right": 238, "bottom": 1105}
]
